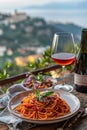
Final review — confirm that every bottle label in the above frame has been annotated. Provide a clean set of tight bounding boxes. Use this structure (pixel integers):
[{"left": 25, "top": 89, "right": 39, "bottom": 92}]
[{"left": 74, "top": 73, "right": 87, "bottom": 86}]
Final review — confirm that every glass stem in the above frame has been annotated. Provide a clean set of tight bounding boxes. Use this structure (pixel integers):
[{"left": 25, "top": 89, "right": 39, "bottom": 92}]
[
  {"left": 62, "top": 66, "right": 65, "bottom": 71},
  {"left": 62, "top": 65, "right": 66, "bottom": 80}
]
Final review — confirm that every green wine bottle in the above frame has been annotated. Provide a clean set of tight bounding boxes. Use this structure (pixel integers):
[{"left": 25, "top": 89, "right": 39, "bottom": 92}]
[{"left": 74, "top": 28, "right": 87, "bottom": 93}]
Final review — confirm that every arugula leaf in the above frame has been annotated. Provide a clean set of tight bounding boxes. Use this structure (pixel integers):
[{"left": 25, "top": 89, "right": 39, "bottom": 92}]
[{"left": 34, "top": 73, "right": 43, "bottom": 82}]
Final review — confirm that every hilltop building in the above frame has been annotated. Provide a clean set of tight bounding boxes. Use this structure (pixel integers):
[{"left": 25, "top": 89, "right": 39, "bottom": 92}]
[{"left": 7, "top": 10, "right": 27, "bottom": 23}]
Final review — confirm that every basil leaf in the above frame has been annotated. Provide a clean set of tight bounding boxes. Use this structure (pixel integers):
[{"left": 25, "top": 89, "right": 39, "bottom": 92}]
[
  {"left": 35, "top": 90, "right": 54, "bottom": 101},
  {"left": 35, "top": 90, "right": 40, "bottom": 100},
  {"left": 41, "top": 91, "right": 54, "bottom": 98},
  {"left": 35, "top": 90, "right": 42, "bottom": 101}
]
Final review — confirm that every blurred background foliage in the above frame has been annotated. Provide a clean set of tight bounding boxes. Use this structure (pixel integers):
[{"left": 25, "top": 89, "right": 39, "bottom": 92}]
[{"left": 0, "top": 43, "right": 80, "bottom": 80}]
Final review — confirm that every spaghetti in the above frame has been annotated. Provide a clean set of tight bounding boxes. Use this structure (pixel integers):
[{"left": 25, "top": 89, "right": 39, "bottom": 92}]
[{"left": 14, "top": 92, "right": 70, "bottom": 120}]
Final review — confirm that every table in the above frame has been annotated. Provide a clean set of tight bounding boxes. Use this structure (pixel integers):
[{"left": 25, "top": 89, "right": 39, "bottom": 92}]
[
  {"left": 29, "top": 91, "right": 87, "bottom": 130},
  {"left": 0, "top": 74, "right": 87, "bottom": 130}
]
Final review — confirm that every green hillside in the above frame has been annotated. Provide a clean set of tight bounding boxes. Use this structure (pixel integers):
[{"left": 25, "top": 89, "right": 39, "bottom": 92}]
[{"left": 0, "top": 14, "right": 82, "bottom": 50}]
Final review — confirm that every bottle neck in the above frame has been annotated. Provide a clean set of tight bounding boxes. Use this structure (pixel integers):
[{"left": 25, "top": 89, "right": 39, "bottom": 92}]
[{"left": 81, "top": 30, "right": 87, "bottom": 53}]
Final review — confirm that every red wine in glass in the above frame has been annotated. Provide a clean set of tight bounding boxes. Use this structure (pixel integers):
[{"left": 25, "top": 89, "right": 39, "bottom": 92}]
[
  {"left": 51, "top": 32, "right": 76, "bottom": 92},
  {"left": 52, "top": 52, "right": 75, "bottom": 66}
]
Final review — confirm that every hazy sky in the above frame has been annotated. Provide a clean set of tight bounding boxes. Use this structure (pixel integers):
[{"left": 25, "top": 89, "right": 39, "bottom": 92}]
[
  {"left": 0, "top": 0, "right": 86, "bottom": 7},
  {"left": 0, "top": 0, "right": 87, "bottom": 27}
]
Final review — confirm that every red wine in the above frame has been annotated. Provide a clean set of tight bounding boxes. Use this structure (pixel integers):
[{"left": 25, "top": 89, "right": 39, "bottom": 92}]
[{"left": 52, "top": 53, "right": 75, "bottom": 66}]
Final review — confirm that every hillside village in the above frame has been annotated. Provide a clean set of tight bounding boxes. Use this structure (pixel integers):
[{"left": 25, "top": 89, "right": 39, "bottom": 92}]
[
  {"left": 0, "top": 10, "right": 82, "bottom": 66},
  {"left": 0, "top": 10, "right": 52, "bottom": 65}
]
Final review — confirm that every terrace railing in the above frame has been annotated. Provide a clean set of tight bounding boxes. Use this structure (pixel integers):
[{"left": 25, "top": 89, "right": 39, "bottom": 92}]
[{"left": 0, "top": 64, "right": 61, "bottom": 86}]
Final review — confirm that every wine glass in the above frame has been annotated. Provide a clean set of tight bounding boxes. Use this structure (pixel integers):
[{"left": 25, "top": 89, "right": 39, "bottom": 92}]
[{"left": 51, "top": 32, "right": 75, "bottom": 92}]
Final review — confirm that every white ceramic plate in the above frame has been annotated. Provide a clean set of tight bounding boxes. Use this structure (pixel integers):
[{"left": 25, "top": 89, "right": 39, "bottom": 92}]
[
  {"left": 54, "top": 84, "right": 73, "bottom": 92},
  {"left": 8, "top": 89, "right": 80, "bottom": 124}
]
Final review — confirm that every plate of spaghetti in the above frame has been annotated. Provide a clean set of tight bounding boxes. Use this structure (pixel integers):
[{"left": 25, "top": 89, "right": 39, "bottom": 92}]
[{"left": 8, "top": 89, "right": 80, "bottom": 124}]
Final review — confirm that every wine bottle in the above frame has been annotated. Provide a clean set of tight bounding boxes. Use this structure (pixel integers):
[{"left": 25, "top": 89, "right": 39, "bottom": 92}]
[{"left": 74, "top": 28, "right": 87, "bottom": 93}]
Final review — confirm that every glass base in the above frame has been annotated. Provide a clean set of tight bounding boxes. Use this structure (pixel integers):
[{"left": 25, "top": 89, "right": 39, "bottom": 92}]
[{"left": 54, "top": 84, "right": 73, "bottom": 92}]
